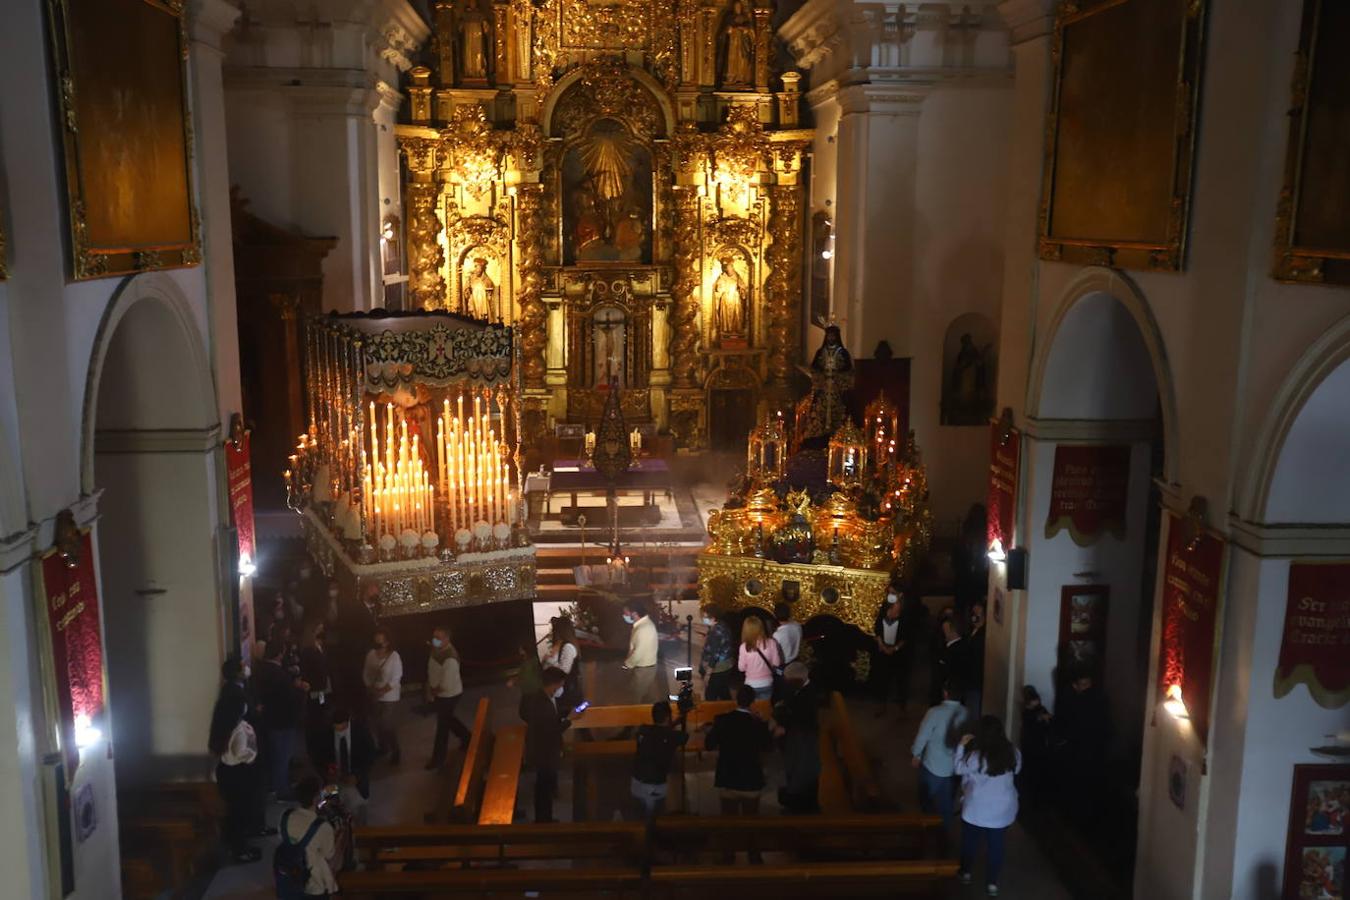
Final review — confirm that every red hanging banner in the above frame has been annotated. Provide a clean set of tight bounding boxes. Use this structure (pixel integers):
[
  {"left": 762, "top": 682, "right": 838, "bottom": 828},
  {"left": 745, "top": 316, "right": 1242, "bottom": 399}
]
[
  {"left": 1275, "top": 562, "right": 1350, "bottom": 708},
  {"left": 225, "top": 429, "right": 256, "bottom": 566},
  {"left": 1157, "top": 511, "right": 1226, "bottom": 744},
  {"left": 986, "top": 421, "right": 1020, "bottom": 553},
  {"left": 39, "top": 529, "right": 105, "bottom": 779},
  {"left": 1044, "top": 444, "right": 1131, "bottom": 545}
]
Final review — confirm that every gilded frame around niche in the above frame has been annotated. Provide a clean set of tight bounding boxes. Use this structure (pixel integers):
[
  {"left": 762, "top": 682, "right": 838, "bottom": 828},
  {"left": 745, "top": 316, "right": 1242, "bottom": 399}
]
[
  {"left": 1272, "top": 0, "right": 1350, "bottom": 285},
  {"left": 1037, "top": 0, "right": 1207, "bottom": 271},
  {"left": 46, "top": 0, "right": 200, "bottom": 281}
]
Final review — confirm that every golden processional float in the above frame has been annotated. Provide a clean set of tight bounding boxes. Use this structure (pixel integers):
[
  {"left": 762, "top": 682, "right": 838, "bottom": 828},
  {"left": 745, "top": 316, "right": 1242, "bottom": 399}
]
[
  {"left": 285, "top": 311, "right": 536, "bottom": 615},
  {"left": 698, "top": 330, "right": 932, "bottom": 632}
]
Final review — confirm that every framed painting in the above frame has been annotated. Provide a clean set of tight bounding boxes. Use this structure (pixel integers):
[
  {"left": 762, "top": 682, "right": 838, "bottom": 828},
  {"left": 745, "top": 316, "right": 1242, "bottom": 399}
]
[
  {"left": 1272, "top": 0, "right": 1350, "bottom": 285},
  {"left": 1058, "top": 584, "right": 1109, "bottom": 678},
  {"left": 1282, "top": 764, "right": 1349, "bottom": 899},
  {"left": 46, "top": 0, "right": 200, "bottom": 280},
  {"left": 1037, "top": 0, "right": 1207, "bottom": 271}
]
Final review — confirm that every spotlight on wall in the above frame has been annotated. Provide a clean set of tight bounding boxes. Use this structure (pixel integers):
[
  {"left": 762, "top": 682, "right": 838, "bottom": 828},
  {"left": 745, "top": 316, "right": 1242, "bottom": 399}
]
[
  {"left": 820, "top": 249, "right": 833, "bottom": 260},
  {"left": 987, "top": 538, "right": 1006, "bottom": 562},
  {"left": 238, "top": 553, "right": 257, "bottom": 578},
  {"left": 1163, "top": 684, "right": 1190, "bottom": 720},
  {"left": 74, "top": 713, "right": 102, "bottom": 750}
]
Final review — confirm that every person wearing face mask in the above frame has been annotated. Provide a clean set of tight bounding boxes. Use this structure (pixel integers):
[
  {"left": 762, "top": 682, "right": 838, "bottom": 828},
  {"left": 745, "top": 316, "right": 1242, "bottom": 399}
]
[
  {"left": 962, "top": 601, "right": 987, "bottom": 718},
  {"left": 300, "top": 622, "right": 333, "bottom": 760},
  {"left": 698, "top": 606, "right": 736, "bottom": 701},
  {"left": 425, "top": 626, "right": 472, "bottom": 770},
  {"left": 209, "top": 656, "right": 271, "bottom": 862},
  {"left": 621, "top": 598, "right": 662, "bottom": 704},
  {"left": 540, "top": 617, "right": 582, "bottom": 709},
  {"left": 519, "top": 667, "right": 585, "bottom": 822},
  {"left": 363, "top": 628, "right": 404, "bottom": 764},
  {"left": 310, "top": 706, "right": 375, "bottom": 823}
]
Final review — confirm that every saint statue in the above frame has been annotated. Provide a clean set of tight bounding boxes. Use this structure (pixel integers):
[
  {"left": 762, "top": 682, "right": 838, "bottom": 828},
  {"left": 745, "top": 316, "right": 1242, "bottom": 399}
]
[
  {"left": 460, "top": 7, "right": 489, "bottom": 81},
  {"left": 721, "top": 2, "right": 755, "bottom": 87},
  {"left": 795, "top": 325, "right": 855, "bottom": 442},
  {"left": 462, "top": 257, "right": 496, "bottom": 319},
  {"left": 943, "top": 332, "right": 992, "bottom": 425},
  {"left": 712, "top": 255, "right": 747, "bottom": 338}
]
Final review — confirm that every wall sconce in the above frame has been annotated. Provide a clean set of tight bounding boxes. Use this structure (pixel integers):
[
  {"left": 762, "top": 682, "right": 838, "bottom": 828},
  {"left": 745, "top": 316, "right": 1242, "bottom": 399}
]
[
  {"left": 987, "top": 537, "right": 1006, "bottom": 562},
  {"left": 74, "top": 713, "right": 102, "bottom": 750},
  {"left": 238, "top": 553, "right": 257, "bottom": 578},
  {"left": 1163, "top": 684, "right": 1190, "bottom": 720}
]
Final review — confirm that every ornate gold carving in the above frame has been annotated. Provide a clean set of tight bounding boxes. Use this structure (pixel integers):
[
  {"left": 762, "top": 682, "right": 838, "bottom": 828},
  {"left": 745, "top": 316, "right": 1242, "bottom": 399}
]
[
  {"left": 696, "top": 553, "right": 890, "bottom": 633},
  {"left": 444, "top": 104, "right": 503, "bottom": 198},
  {"left": 713, "top": 104, "right": 768, "bottom": 185},
  {"left": 670, "top": 188, "right": 703, "bottom": 388},
  {"left": 516, "top": 185, "right": 548, "bottom": 386},
  {"left": 764, "top": 185, "right": 801, "bottom": 385},
  {"left": 550, "top": 57, "right": 664, "bottom": 140},
  {"left": 406, "top": 182, "right": 447, "bottom": 309},
  {"left": 558, "top": 0, "right": 651, "bottom": 52}
]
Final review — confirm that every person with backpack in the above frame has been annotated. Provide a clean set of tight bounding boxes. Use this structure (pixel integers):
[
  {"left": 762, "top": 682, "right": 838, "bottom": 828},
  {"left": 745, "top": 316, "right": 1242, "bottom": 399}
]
[
  {"left": 274, "top": 775, "right": 339, "bottom": 899},
  {"left": 737, "top": 615, "right": 782, "bottom": 701},
  {"left": 954, "top": 716, "right": 1022, "bottom": 897},
  {"left": 910, "top": 679, "right": 969, "bottom": 832}
]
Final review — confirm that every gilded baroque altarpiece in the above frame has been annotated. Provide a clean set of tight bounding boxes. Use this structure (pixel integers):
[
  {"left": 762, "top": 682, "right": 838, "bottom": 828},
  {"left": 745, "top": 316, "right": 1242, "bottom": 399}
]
[{"left": 396, "top": 0, "right": 811, "bottom": 449}]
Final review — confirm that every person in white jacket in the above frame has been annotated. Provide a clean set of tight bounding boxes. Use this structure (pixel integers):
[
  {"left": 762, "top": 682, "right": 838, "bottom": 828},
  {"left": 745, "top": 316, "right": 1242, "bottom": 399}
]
[
  {"left": 363, "top": 627, "right": 403, "bottom": 764},
  {"left": 954, "top": 715, "right": 1022, "bottom": 897},
  {"left": 425, "top": 625, "right": 473, "bottom": 769}
]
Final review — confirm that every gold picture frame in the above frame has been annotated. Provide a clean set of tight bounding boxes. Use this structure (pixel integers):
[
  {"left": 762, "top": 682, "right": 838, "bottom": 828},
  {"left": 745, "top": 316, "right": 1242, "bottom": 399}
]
[
  {"left": 1037, "top": 0, "right": 1207, "bottom": 271},
  {"left": 46, "top": 0, "right": 200, "bottom": 281},
  {"left": 1272, "top": 0, "right": 1350, "bottom": 285}
]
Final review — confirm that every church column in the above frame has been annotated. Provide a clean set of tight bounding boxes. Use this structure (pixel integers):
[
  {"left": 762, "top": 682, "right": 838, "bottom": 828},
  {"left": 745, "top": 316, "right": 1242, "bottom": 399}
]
[
  {"left": 670, "top": 186, "right": 703, "bottom": 389},
  {"left": 765, "top": 183, "right": 803, "bottom": 391},
  {"left": 400, "top": 135, "right": 446, "bottom": 309},
  {"left": 515, "top": 184, "right": 547, "bottom": 389}
]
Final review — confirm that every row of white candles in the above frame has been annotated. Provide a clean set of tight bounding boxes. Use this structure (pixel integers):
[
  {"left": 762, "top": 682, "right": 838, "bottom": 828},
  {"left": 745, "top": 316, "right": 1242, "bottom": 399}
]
[
  {"left": 362, "top": 405, "right": 435, "bottom": 540},
  {"left": 434, "top": 395, "right": 516, "bottom": 532}
]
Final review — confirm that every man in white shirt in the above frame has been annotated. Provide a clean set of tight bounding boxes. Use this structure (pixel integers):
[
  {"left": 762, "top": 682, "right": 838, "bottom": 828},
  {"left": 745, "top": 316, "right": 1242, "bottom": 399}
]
[
  {"left": 362, "top": 628, "right": 403, "bottom": 765},
  {"left": 622, "top": 599, "right": 661, "bottom": 704},
  {"left": 425, "top": 626, "right": 473, "bottom": 769},
  {"left": 772, "top": 603, "right": 802, "bottom": 665},
  {"left": 280, "top": 776, "right": 339, "bottom": 897},
  {"left": 910, "top": 679, "right": 968, "bottom": 831}
]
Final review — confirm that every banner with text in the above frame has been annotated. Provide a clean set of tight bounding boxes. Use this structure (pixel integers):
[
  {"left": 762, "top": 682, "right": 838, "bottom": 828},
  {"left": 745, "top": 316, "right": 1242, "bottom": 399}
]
[
  {"left": 39, "top": 532, "right": 105, "bottom": 780},
  {"left": 225, "top": 432, "right": 256, "bottom": 566},
  {"left": 1044, "top": 444, "right": 1131, "bottom": 546},
  {"left": 1157, "top": 512, "right": 1226, "bottom": 744},
  {"left": 986, "top": 422, "right": 1020, "bottom": 553},
  {"left": 1275, "top": 562, "right": 1350, "bottom": 708}
]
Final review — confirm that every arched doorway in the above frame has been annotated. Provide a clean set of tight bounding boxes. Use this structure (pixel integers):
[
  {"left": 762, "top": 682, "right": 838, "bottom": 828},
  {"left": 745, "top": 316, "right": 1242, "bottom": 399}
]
[
  {"left": 1012, "top": 271, "right": 1176, "bottom": 888},
  {"left": 84, "top": 276, "right": 224, "bottom": 786}
]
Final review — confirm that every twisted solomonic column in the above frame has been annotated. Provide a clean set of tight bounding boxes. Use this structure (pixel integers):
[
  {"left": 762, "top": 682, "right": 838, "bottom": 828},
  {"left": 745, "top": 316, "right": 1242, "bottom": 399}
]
[
  {"left": 670, "top": 187, "right": 703, "bottom": 389},
  {"left": 514, "top": 184, "right": 547, "bottom": 388}
]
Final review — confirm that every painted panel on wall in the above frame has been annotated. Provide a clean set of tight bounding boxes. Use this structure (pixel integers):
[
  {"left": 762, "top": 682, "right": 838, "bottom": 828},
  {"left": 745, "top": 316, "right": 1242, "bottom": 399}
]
[
  {"left": 1275, "top": 562, "right": 1350, "bottom": 708},
  {"left": 1037, "top": 0, "right": 1206, "bottom": 271}
]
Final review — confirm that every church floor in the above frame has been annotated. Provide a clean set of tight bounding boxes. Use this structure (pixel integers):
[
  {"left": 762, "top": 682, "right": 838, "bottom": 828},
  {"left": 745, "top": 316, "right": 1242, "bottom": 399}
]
[{"left": 200, "top": 654, "right": 1078, "bottom": 899}]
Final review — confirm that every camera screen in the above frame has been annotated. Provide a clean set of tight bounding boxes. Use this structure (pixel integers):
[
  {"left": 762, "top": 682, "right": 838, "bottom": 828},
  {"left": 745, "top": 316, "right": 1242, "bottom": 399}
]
[{"left": 674, "top": 666, "right": 693, "bottom": 683}]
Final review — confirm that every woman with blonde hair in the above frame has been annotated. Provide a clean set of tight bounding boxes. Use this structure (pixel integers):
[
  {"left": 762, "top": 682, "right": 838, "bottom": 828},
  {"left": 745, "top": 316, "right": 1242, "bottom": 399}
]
[{"left": 737, "top": 615, "right": 783, "bottom": 701}]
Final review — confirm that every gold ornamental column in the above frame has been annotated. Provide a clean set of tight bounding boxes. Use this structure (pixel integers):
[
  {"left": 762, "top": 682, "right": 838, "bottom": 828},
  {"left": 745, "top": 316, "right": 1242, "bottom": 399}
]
[
  {"left": 515, "top": 184, "right": 547, "bottom": 388},
  {"left": 765, "top": 183, "right": 803, "bottom": 388},
  {"left": 670, "top": 186, "right": 703, "bottom": 389},
  {"left": 400, "top": 134, "right": 446, "bottom": 309}
]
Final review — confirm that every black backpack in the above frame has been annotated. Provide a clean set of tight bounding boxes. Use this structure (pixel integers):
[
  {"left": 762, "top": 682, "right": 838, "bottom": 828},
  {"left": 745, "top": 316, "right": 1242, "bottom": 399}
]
[{"left": 273, "top": 809, "right": 324, "bottom": 899}]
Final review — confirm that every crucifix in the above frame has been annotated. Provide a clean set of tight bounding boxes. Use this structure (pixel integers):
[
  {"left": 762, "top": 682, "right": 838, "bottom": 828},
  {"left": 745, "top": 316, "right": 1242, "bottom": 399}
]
[{"left": 593, "top": 307, "right": 625, "bottom": 387}]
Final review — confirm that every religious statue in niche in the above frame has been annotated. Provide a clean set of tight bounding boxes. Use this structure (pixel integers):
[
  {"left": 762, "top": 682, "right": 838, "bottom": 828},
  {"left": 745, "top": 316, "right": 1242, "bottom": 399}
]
[
  {"left": 940, "top": 316, "right": 997, "bottom": 426},
  {"left": 461, "top": 254, "right": 497, "bottom": 319},
  {"left": 712, "top": 253, "right": 749, "bottom": 344},
  {"left": 720, "top": 1, "right": 755, "bottom": 88},
  {"left": 459, "top": 3, "right": 490, "bottom": 82},
  {"left": 562, "top": 119, "right": 652, "bottom": 264},
  {"left": 795, "top": 324, "right": 854, "bottom": 443}
]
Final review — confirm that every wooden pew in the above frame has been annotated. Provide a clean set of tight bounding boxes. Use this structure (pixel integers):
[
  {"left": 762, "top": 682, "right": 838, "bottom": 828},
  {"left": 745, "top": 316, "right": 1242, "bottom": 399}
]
[
  {"left": 817, "top": 722, "right": 852, "bottom": 814},
  {"left": 653, "top": 813, "right": 945, "bottom": 862},
  {"left": 477, "top": 724, "right": 526, "bottom": 825},
  {"left": 354, "top": 821, "right": 646, "bottom": 868},
  {"left": 340, "top": 866, "right": 643, "bottom": 898},
  {"left": 649, "top": 859, "right": 960, "bottom": 898},
  {"left": 449, "top": 697, "right": 492, "bottom": 823},
  {"left": 119, "top": 817, "right": 200, "bottom": 890},
  {"left": 567, "top": 699, "right": 772, "bottom": 731},
  {"left": 828, "top": 691, "right": 883, "bottom": 810}
]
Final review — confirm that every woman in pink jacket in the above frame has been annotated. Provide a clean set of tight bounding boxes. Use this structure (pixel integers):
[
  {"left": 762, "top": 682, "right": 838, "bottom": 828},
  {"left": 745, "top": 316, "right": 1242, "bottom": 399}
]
[{"left": 737, "top": 616, "right": 782, "bottom": 701}]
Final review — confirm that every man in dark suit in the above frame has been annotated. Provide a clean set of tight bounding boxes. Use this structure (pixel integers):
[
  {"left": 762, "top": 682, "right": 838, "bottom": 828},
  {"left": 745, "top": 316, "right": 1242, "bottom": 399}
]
[
  {"left": 704, "top": 683, "right": 772, "bottom": 815},
  {"left": 772, "top": 662, "right": 822, "bottom": 813},
  {"left": 519, "top": 667, "right": 583, "bottom": 822},
  {"left": 310, "top": 706, "right": 376, "bottom": 824},
  {"left": 255, "top": 639, "right": 306, "bottom": 800}
]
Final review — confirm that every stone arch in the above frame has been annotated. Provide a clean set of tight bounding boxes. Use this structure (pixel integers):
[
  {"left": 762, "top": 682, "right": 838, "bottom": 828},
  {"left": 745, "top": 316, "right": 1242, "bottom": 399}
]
[
  {"left": 80, "top": 273, "right": 218, "bottom": 495},
  {"left": 1026, "top": 267, "right": 1179, "bottom": 484},
  {"left": 1240, "top": 313, "right": 1350, "bottom": 523}
]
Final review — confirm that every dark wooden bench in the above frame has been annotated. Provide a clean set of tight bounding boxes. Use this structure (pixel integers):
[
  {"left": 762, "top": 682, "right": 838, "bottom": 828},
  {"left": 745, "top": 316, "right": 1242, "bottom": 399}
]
[
  {"left": 649, "top": 859, "right": 960, "bottom": 898},
  {"left": 339, "top": 866, "right": 644, "bottom": 897},
  {"left": 828, "top": 691, "right": 883, "bottom": 810},
  {"left": 448, "top": 697, "right": 492, "bottom": 823},
  {"left": 477, "top": 724, "right": 526, "bottom": 825},
  {"left": 354, "top": 821, "right": 646, "bottom": 868},
  {"left": 817, "top": 722, "right": 853, "bottom": 814},
  {"left": 653, "top": 813, "right": 945, "bottom": 861}
]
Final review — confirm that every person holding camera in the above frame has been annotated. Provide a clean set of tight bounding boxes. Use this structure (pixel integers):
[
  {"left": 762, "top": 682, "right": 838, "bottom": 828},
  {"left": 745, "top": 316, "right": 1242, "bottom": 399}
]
[{"left": 631, "top": 701, "right": 689, "bottom": 818}]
